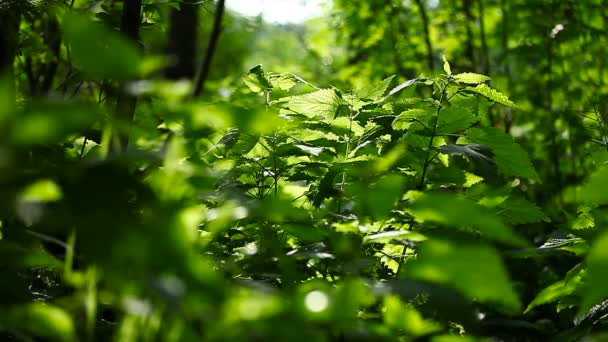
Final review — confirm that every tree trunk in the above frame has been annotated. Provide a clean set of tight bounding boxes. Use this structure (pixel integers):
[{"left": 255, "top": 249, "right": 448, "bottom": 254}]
[
  {"left": 166, "top": 0, "right": 199, "bottom": 80},
  {"left": 414, "top": 0, "right": 434, "bottom": 72},
  {"left": 113, "top": 0, "right": 143, "bottom": 152}
]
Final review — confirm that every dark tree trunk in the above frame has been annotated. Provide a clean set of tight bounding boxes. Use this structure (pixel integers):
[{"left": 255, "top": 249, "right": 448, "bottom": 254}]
[
  {"left": 478, "top": 0, "right": 489, "bottom": 75},
  {"left": 166, "top": 0, "right": 199, "bottom": 80},
  {"left": 38, "top": 15, "right": 61, "bottom": 96},
  {"left": 462, "top": 0, "right": 476, "bottom": 68},
  {"left": 113, "top": 0, "right": 143, "bottom": 152},
  {"left": 0, "top": 5, "right": 20, "bottom": 76},
  {"left": 414, "top": 0, "right": 434, "bottom": 72}
]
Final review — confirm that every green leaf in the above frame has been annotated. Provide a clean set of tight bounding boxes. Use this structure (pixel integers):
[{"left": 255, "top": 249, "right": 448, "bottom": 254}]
[
  {"left": 385, "top": 78, "right": 427, "bottom": 99},
  {"left": 580, "top": 232, "right": 608, "bottom": 314},
  {"left": 496, "top": 196, "right": 547, "bottom": 225},
  {"left": 0, "top": 303, "right": 75, "bottom": 341},
  {"left": 466, "top": 84, "right": 515, "bottom": 107},
  {"left": 269, "top": 72, "right": 298, "bottom": 91},
  {"left": 364, "top": 230, "right": 427, "bottom": 244},
  {"left": 442, "top": 56, "right": 452, "bottom": 76},
  {"left": 357, "top": 75, "right": 395, "bottom": 100},
  {"left": 63, "top": 13, "right": 140, "bottom": 80},
  {"left": 405, "top": 240, "right": 522, "bottom": 313},
  {"left": 285, "top": 88, "right": 347, "bottom": 119},
  {"left": 383, "top": 295, "right": 442, "bottom": 336},
  {"left": 568, "top": 205, "right": 596, "bottom": 230},
  {"left": 408, "top": 192, "right": 528, "bottom": 247},
  {"left": 572, "top": 166, "right": 608, "bottom": 205},
  {"left": 438, "top": 144, "right": 497, "bottom": 179},
  {"left": 465, "top": 127, "right": 540, "bottom": 182},
  {"left": 453, "top": 72, "right": 491, "bottom": 84},
  {"left": 436, "top": 97, "right": 479, "bottom": 134},
  {"left": 244, "top": 65, "right": 272, "bottom": 93},
  {"left": 392, "top": 108, "right": 434, "bottom": 131},
  {"left": 12, "top": 102, "right": 102, "bottom": 145},
  {"left": 524, "top": 268, "right": 584, "bottom": 313},
  {"left": 367, "top": 174, "right": 404, "bottom": 219}
]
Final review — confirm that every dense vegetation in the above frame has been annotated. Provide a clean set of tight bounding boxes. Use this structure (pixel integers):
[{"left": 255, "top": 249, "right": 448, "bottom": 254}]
[{"left": 1, "top": 0, "right": 608, "bottom": 341}]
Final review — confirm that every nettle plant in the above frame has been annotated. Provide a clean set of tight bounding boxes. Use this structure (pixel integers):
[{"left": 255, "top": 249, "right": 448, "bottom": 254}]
[
  {"left": 200, "top": 58, "right": 608, "bottom": 339},
  {"left": 205, "top": 60, "right": 541, "bottom": 332}
]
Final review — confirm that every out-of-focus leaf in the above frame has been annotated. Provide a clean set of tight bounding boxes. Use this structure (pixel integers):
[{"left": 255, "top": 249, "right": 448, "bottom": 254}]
[
  {"left": 0, "top": 303, "right": 75, "bottom": 341},
  {"left": 364, "top": 230, "right": 427, "bottom": 244},
  {"left": 407, "top": 192, "right": 528, "bottom": 246},
  {"left": 383, "top": 295, "right": 442, "bottom": 336},
  {"left": 19, "top": 179, "right": 62, "bottom": 202},
  {"left": 12, "top": 102, "right": 101, "bottom": 145},
  {"left": 580, "top": 232, "right": 608, "bottom": 314},
  {"left": 406, "top": 240, "right": 521, "bottom": 313},
  {"left": 569, "top": 166, "right": 608, "bottom": 205},
  {"left": 367, "top": 174, "right": 404, "bottom": 219},
  {"left": 63, "top": 13, "right": 140, "bottom": 79}
]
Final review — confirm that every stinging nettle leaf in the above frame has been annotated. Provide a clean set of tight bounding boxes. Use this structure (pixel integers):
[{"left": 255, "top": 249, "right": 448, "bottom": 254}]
[
  {"left": 284, "top": 88, "right": 347, "bottom": 119},
  {"left": 438, "top": 143, "right": 497, "bottom": 179},
  {"left": 465, "top": 127, "right": 540, "bottom": 182},
  {"left": 442, "top": 55, "right": 452, "bottom": 75},
  {"left": 466, "top": 84, "right": 516, "bottom": 107},
  {"left": 357, "top": 75, "right": 395, "bottom": 100},
  {"left": 269, "top": 72, "right": 298, "bottom": 91},
  {"left": 243, "top": 65, "right": 272, "bottom": 93},
  {"left": 384, "top": 78, "right": 427, "bottom": 99},
  {"left": 453, "top": 72, "right": 491, "bottom": 84},
  {"left": 392, "top": 108, "right": 434, "bottom": 131}
]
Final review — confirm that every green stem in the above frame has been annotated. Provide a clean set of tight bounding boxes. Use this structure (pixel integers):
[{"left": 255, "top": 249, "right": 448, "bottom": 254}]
[{"left": 417, "top": 80, "right": 450, "bottom": 190}]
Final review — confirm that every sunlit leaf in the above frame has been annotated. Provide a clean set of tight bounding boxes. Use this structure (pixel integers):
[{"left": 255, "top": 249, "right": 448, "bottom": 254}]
[
  {"left": 269, "top": 72, "right": 298, "bottom": 91},
  {"left": 466, "top": 84, "right": 515, "bottom": 107},
  {"left": 244, "top": 65, "right": 272, "bottom": 93},
  {"left": 284, "top": 88, "right": 347, "bottom": 119},
  {"left": 0, "top": 303, "right": 75, "bottom": 341},
  {"left": 454, "top": 72, "right": 491, "bottom": 84},
  {"left": 357, "top": 75, "right": 394, "bottom": 100},
  {"left": 525, "top": 267, "right": 584, "bottom": 313},
  {"left": 383, "top": 295, "right": 442, "bottom": 336}
]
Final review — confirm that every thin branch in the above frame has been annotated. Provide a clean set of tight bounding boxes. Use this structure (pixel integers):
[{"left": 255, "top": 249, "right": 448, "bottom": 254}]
[{"left": 193, "top": 0, "right": 226, "bottom": 97}]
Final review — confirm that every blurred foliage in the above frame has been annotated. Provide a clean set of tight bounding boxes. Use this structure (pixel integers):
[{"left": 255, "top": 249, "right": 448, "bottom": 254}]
[{"left": 1, "top": 0, "right": 608, "bottom": 341}]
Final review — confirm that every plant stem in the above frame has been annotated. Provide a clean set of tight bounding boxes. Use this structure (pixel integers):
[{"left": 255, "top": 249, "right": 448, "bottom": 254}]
[{"left": 417, "top": 80, "right": 449, "bottom": 190}]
